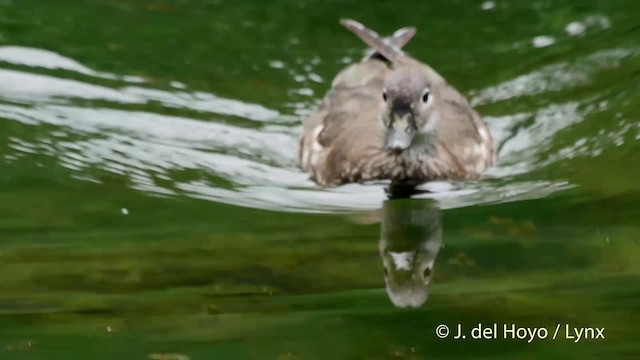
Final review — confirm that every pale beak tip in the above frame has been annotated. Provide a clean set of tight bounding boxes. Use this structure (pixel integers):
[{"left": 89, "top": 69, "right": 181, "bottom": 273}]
[{"left": 386, "top": 141, "right": 408, "bottom": 154}]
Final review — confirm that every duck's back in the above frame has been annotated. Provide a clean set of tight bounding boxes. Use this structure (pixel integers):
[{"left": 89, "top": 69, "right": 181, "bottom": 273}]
[{"left": 298, "top": 59, "right": 389, "bottom": 185}]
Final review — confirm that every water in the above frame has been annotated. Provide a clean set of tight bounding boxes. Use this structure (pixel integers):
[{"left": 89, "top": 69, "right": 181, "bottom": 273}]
[{"left": 0, "top": 0, "right": 639, "bottom": 358}]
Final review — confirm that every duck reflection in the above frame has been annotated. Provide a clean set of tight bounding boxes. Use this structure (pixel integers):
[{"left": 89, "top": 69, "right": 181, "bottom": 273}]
[{"left": 379, "top": 194, "right": 442, "bottom": 308}]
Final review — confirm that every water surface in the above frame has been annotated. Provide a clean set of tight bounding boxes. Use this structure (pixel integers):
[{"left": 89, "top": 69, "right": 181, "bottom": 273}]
[{"left": 1, "top": 0, "right": 639, "bottom": 359}]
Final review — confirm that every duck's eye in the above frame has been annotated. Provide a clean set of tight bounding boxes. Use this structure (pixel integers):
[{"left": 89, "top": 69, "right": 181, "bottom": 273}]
[
  {"left": 423, "top": 267, "right": 432, "bottom": 278},
  {"left": 422, "top": 90, "right": 430, "bottom": 103},
  {"left": 383, "top": 91, "right": 388, "bottom": 102}
]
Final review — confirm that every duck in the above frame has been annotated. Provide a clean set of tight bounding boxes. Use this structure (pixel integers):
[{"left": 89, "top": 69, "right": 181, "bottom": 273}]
[{"left": 297, "top": 19, "right": 495, "bottom": 187}]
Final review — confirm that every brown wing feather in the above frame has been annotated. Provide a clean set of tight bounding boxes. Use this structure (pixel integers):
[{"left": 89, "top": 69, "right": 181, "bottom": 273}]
[
  {"left": 432, "top": 83, "right": 495, "bottom": 176},
  {"left": 298, "top": 60, "right": 388, "bottom": 184},
  {"left": 340, "top": 19, "right": 405, "bottom": 63}
]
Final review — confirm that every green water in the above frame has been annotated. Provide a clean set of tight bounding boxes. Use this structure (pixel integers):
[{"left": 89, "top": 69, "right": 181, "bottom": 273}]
[{"left": 1, "top": 0, "right": 639, "bottom": 359}]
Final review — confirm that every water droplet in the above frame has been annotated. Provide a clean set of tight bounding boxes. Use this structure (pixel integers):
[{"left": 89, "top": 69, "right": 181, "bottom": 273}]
[
  {"left": 565, "top": 22, "right": 586, "bottom": 36},
  {"left": 532, "top": 36, "right": 556, "bottom": 48},
  {"left": 269, "top": 60, "right": 285, "bottom": 69},
  {"left": 170, "top": 81, "right": 186, "bottom": 89},
  {"left": 294, "top": 88, "right": 314, "bottom": 96},
  {"left": 308, "top": 73, "right": 323, "bottom": 83},
  {"left": 481, "top": 1, "right": 495, "bottom": 10}
]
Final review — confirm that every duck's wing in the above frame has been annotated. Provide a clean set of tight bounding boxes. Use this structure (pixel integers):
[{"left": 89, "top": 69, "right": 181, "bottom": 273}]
[
  {"left": 340, "top": 19, "right": 449, "bottom": 82},
  {"left": 431, "top": 83, "right": 495, "bottom": 177},
  {"left": 363, "top": 25, "right": 416, "bottom": 62},
  {"left": 298, "top": 60, "right": 388, "bottom": 185},
  {"left": 340, "top": 19, "right": 406, "bottom": 63}
]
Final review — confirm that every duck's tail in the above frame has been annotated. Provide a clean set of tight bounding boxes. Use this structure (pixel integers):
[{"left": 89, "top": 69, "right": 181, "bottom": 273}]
[{"left": 340, "top": 19, "right": 414, "bottom": 63}]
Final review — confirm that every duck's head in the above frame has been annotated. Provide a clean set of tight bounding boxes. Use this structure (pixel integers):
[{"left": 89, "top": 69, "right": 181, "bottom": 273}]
[{"left": 381, "top": 65, "right": 442, "bottom": 154}]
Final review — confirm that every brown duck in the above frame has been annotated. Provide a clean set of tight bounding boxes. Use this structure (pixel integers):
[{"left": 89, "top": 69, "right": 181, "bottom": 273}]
[{"left": 297, "top": 19, "right": 495, "bottom": 187}]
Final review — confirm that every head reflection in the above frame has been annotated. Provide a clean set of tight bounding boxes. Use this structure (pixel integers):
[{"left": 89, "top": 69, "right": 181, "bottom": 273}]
[{"left": 379, "top": 194, "right": 442, "bottom": 308}]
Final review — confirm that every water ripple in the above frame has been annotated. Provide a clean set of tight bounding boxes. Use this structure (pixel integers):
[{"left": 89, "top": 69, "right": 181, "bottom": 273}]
[
  {"left": 471, "top": 48, "right": 635, "bottom": 106},
  {"left": 0, "top": 45, "right": 632, "bottom": 213}
]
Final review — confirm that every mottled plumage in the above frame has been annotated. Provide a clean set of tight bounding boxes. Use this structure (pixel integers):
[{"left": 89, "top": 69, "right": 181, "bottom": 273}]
[{"left": 298, "top": 19, "right": 494, "bottom": 186}]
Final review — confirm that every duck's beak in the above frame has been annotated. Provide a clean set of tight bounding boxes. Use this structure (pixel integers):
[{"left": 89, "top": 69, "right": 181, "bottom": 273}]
[{"left": 386, "top": 113, "right": 416, "bottom": 154}]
